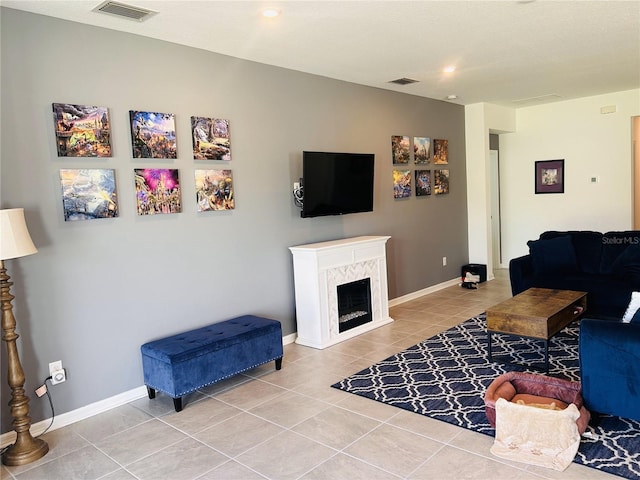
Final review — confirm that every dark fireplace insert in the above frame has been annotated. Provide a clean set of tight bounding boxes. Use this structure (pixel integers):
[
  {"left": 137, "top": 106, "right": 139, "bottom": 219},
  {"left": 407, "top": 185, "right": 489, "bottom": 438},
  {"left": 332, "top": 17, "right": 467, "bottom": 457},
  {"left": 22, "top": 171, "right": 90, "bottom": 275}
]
[{"left": 337, "top": 278, "right": 372, "bottom": 333}]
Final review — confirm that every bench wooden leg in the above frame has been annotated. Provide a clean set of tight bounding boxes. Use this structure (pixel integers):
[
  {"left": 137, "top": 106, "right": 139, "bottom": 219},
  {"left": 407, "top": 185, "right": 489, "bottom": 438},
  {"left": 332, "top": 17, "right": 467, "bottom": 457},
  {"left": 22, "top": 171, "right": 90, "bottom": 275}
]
[
  {"left": 173, "top": 397, "right": 183, "bottom": 412},
  {"left": 147, "top": 386, "right": 156, "bottom": 399},
  {"left": 275, "top": 357, "right": 283, "bottom": 370}
]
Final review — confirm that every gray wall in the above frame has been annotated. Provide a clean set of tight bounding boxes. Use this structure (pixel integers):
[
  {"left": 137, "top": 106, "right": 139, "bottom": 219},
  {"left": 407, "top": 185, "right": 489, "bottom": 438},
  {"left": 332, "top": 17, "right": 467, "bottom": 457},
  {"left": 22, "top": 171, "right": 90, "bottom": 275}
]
[{"left": 0, "top": 8, "right": 468, "bottom": 430}]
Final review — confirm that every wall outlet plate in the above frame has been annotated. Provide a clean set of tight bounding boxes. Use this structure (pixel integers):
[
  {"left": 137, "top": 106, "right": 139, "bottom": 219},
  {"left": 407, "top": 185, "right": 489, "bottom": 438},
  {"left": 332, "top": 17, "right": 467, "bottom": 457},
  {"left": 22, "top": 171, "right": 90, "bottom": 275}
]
[{"left": 49, "top": 360, "right": 66, "bottom": 385}]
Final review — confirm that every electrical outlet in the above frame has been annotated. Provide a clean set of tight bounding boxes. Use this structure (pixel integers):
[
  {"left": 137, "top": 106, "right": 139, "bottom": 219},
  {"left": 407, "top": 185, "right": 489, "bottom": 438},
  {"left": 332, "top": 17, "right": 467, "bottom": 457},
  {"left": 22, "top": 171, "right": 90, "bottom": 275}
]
[
  {"left": 49, "top": 360, "right": 66, "bottom": 385},
  {"left": 442, "top": 256, "right": 447, "bottom": 266},
  {"left": 293, "top": 181, "right": 300, "bottom": 190}
]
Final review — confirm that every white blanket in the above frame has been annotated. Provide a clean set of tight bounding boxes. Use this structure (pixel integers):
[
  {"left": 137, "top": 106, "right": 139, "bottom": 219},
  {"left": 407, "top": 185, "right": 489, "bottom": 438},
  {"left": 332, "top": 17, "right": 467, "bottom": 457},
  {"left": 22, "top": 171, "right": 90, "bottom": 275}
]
[{"left": 490, "top": 397, "right": 581, "bottom": 471}]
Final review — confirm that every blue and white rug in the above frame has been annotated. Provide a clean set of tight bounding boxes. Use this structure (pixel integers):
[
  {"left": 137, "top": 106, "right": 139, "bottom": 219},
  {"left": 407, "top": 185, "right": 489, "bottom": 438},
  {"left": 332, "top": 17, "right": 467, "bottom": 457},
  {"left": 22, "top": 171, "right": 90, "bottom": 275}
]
[{"left": 332, "top": 314, "right": 640, "bottom": 479}]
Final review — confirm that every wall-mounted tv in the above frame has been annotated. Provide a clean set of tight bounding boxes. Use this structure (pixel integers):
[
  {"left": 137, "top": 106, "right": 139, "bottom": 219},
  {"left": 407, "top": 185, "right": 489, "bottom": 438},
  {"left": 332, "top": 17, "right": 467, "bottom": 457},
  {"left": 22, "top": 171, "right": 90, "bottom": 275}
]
[{"left": 301, "top": 151, "right": 375, "bottom": 218}]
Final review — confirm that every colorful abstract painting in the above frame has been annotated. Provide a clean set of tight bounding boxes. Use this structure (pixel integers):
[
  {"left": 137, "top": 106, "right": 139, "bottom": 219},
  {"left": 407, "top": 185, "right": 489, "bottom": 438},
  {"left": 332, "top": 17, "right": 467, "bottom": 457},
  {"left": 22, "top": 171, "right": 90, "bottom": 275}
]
[
  {"left": 415, "top": 170, "right": 431, "bottom": 196},
  {"left": 195, "top": 169, "right": 234, "bottom": 211},
  {"left": 52, "top": 103, "right": 111, "bottom": 157},
  {"left": 393, "top": 169, "right": 412, "bottom": 199},
  {"left": 134, "top": 168, "right": 182, "bottom": 215},
  {"left": 191, "top": 117, "right": 231, "bottom": 160},
  {"left": 434, "top": 169, "right": 450, "bottom": 194},
  {"left": 60, "top": 169, "right": 118, "bottom": 221},
  {"left": 414, "top": 137, "right": 431, "bottom": 164},
  {"left": 434, "top": 139, "right": 449, "bottom": 164},
  {"left": 392, "top": 135, "right": 410, "bottom": 164},
  {"left": 129, "top": 111, "right": 177, "bottom": 159}
]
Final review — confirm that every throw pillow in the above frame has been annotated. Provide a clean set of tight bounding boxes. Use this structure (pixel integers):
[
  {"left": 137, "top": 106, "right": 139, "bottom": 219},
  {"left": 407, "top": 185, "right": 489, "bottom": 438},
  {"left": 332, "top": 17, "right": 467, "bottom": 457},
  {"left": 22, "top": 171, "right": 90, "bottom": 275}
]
[
  {"left": 621, "top": 291, "right": 640, "bottom": 323},
  {"left": 527, "top": 235, "right": 578, "bottom": 276}
]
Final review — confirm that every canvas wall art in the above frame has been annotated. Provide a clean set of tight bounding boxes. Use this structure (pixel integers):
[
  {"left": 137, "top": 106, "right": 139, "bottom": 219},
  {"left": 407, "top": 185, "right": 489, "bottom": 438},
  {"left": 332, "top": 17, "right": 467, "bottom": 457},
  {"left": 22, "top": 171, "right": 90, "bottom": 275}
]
[
  {"left": 535, "top": 159, "right": 565, "bottom": 194},
  {"left": 191, "top": 117, "right": 231, "bottom": 160},
  {"left": 60, "top": 169, "right": 118, "bottom": 221},
  {"left": 52, "top": 103, "right": 111, "bottom": 157},
  {"left": 393, "top": 169, "right": 412, "bottom": 198},
  {"left": 415, "top": 170, "right": 431, "bottom": 196},
  {"left": 129, "top": 111, "right": 177, "bottom": 159},
  {"left": 434, "top": 169, "right": 450, "bottom": 194},
  {"left": 195, "top": 169, "right": 234, "bottom": 211},
  {"left": 414, "top": 137, "right": 431, "bottom": 164},
  {"left": 392, "top": 135, "right": 410, "bottom": 164},
  {"left": 134, "top": 168, "right": 182, "bottom": 215},
  {"left": 434, "top": 139, "right": 449, "bottom": 164}
]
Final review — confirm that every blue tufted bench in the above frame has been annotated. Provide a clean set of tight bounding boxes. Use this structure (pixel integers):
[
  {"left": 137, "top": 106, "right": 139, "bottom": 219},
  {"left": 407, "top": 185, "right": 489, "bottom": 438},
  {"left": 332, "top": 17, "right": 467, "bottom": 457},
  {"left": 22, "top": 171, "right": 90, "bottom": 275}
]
[{"left": 140, "top": 315, "right": 283, "bottom": 412}]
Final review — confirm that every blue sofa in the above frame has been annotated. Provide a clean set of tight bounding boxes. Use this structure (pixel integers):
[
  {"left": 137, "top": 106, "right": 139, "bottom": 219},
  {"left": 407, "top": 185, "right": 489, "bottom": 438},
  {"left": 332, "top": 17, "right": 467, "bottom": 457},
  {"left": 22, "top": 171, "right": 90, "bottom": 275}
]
[
  {"left": 579, "top": 318, "right": 640, "bottom": 421},
  {"left": 509, "top": 230, "right": 640, "bottom": 318}
]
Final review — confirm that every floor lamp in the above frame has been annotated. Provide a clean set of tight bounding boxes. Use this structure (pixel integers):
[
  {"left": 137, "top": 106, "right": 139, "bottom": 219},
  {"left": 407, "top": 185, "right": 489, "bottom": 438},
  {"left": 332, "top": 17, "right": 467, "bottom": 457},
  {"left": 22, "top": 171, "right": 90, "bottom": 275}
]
[{"left": 0, "top": 208, "right": 48, "bottom": 466}]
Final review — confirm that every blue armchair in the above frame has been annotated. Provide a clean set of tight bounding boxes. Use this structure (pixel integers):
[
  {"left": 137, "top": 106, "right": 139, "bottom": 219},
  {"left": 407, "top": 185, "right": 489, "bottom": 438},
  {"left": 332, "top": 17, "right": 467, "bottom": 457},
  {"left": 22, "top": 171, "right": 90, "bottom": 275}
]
[{"left": 579, "top": 318, "right": 640, "bottom": 422}]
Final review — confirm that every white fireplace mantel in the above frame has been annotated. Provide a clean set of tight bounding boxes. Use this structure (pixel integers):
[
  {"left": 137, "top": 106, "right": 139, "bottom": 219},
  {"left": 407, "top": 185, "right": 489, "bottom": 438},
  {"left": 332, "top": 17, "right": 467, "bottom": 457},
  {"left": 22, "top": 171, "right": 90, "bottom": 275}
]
[{"left": 289, "top": 236, "right": 393, "bottom": 349}]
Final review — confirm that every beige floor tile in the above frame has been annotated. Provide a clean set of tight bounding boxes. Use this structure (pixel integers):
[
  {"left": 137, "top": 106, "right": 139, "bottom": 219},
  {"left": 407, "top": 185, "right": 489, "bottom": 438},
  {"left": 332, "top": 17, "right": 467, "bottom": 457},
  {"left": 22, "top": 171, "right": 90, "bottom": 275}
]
[
  {"left": 100, "top": 469, "right": 138, "bottom": 480},
  {"left": 236, "top": 430, "right": 336, "bottom": 480},
  {"left": 95, "top": 418, "right": 187, "bottom": 466},
  {"left": 387, "top": 410, "right": 464, "bottom": 443},
  {"left": 11, "top": 445, "right": 119, "bottom": 480},
  {"left": 248, "top": 390, "right": 330, "bottom": 428},
  {"left": 125, "top": 437, "right": 227, "bottom": 480},
  {"left": 300, "top": 453, "right": 402, "bottom": 479},
  {"left": 208, "top": 379, "right": 286, "bottom": 411},
  {"left": 160, "top": 397, "right": 242, "bottom": 435},
  {"left": 344, "top": 423, "right": 443, "bottom": 477},
  {"left": 193, "top": 412, "right": 284, "bottom": 457},
  {"left": 292, "top": 405, "right": 382, "bottom": 449},
  {"left": 408, "top": 445, "right": 535, "bottom": 480},
  {"left": 70, "top": 404, "right": 152, "bottom": 443},
  {"left": 197, "top": 460, "right": 267, "bottom": 479},
  {"left": 336, "top": 393, "right": 401, "bottom": 422}
]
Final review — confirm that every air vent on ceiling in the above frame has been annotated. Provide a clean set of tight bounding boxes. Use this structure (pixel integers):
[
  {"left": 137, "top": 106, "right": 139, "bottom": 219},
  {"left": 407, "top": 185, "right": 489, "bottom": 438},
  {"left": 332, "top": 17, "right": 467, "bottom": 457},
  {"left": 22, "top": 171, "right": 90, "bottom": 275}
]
[
  {"left": 512, "top": 94, "right": 563, "bottom": 106},
  {"left": 93, "top": 1, "right": 157, "bottom": 22},
  {"left": 389, "top": 78, "right": 419, "bottom": 86}
]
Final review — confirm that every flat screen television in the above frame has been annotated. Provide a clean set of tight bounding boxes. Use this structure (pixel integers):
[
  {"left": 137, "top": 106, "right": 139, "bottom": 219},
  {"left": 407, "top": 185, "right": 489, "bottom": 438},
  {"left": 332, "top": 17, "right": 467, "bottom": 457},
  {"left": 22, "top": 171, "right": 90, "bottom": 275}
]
[{"left": 301, "top": 151, "right": 375, "bottom": 218}]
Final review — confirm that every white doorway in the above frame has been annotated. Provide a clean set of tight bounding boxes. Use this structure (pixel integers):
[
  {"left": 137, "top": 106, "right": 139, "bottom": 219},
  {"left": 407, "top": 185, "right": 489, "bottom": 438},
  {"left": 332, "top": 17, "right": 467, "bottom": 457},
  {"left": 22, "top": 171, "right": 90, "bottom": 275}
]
[{"left": 489, "top": 149, "right": 502, "bottom": 269}]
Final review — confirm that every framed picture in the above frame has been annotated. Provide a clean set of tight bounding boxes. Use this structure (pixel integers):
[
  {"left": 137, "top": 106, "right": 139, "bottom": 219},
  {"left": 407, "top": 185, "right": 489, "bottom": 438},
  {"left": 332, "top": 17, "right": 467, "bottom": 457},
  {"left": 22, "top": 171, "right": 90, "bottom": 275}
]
[
  {"left": 60, "top": 169, "right": 118, "bottom": 221},
  {"left": 191, "top": 117, "right": 231, "bottom": 160},
  {"left": 535, "top": 159, "right": 564, "bottom": 194},
  {"left": 414, "top": 137, "right": 431, "bottom": 164},
  {"left": 195, "top": 169, "right": 234, "bottom": 211},
  {"left": 134, "top": 168, "right": 182, "bottom": 215},
  {"left": 393, "top": 169, "right": 411, "bottom": 198},
  {"left": 52, "top": 103, "right": 111, "bottom": 157},
  {"left": 391, "top": 135, "right": 410, "bottom": 164},
  {"left": 434, "top": 169, "right": 450, "bottom": 195},
  {"left": 415, "top": 169, "right": 431, "bottom": 196},
  {"left": 129, "top": 111, "right": 177, "bottom": 159},
  {"left": 433, "top": 139, "right": 448, "bottom": 164}
]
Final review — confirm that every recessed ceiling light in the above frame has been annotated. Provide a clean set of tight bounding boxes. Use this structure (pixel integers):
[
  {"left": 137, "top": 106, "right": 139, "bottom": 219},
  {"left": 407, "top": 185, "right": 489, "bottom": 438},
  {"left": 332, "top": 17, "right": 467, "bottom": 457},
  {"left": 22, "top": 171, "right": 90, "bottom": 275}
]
[
  {"left": 446, "top": 95, "right": 458, "bottom": 100},
  {"left": 443, "top": 66, "right": 456, "bottom": 74},
  {"left": 262, "top": 8, "right": 281, "bottom": 18}
]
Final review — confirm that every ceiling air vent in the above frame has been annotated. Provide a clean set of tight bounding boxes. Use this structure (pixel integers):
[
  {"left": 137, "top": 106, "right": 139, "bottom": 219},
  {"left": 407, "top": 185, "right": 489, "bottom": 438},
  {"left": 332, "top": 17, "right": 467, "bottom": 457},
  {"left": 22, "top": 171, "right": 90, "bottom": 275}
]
[
  {"left": 512, "top": 94, "right": 563, "bottom": 106},
  {"left": 389, "top": 78, "right": 419, "bottom": 86},
  {"left": 93, "top": 1, "right": 157, "bottom": 22}
]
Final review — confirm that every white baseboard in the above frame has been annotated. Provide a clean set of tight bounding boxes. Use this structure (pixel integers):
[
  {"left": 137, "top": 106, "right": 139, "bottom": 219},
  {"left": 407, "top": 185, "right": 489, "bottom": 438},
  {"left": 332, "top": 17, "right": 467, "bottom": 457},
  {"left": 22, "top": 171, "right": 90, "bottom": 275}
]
[
  {"left": 389, "top": 277, "right": 461, "bottom": 307},
  {"left": 1, "top": 284, "right": 463, "bottom": 447}
]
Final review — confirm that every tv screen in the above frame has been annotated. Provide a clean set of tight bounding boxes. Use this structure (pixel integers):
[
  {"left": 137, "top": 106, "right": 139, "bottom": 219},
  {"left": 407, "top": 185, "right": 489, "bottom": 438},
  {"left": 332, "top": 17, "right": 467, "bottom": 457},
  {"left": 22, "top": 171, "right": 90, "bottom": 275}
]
[{"left": 301, "top": 151, "right": 375, "bottom": 218}]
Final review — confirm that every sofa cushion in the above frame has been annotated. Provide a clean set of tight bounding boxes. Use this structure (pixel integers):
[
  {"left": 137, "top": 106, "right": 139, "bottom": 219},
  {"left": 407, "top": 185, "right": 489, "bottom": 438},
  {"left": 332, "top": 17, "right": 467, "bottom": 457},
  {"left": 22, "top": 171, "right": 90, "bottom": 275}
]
[
  {"left": 631, "top": 308, "right": 640, "bottom": 324},
  {"left": 539, "top": 231, "right": 603, "bottom": 273},
  {"left": 611, "top": 242, "right": 640, "bottom": 282},
  {"left": 601, "top": 231, "right": 640, "bottom": 273},
  {"left": 527, "top": 235, "right": 578, "bottom": 276}
]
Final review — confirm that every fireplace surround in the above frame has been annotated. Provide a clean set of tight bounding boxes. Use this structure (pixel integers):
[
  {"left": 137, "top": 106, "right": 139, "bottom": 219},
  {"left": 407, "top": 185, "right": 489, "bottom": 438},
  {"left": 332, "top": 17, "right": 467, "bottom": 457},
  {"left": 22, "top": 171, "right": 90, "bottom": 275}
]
[{"left": 289, "top": 236, "right": 393, "bottom": 349}]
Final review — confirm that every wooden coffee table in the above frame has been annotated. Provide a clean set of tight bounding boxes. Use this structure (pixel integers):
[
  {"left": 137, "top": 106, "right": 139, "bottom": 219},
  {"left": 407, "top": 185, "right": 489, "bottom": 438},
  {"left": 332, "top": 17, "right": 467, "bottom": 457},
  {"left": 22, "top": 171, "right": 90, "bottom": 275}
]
[{"left": 486, "top": 288, "right": 587, "bottom": 372}]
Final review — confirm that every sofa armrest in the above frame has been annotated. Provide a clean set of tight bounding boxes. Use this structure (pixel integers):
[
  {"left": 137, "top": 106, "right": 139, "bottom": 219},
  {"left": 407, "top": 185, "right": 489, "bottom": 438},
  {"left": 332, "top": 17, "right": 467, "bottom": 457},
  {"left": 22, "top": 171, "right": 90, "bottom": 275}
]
[
  {"left": 509, "top": 254, "right": 534, "bottom": 296},
  {"left": 579, "top": 318, "right": 640, "bottom": 421}
]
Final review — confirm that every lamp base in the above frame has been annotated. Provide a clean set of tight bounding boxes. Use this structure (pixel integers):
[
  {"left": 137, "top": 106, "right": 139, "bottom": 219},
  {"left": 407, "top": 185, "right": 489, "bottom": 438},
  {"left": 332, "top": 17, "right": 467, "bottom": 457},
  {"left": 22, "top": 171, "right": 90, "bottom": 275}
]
[{"left": 1, "top": 436, "right": 48, "bottom": 466}]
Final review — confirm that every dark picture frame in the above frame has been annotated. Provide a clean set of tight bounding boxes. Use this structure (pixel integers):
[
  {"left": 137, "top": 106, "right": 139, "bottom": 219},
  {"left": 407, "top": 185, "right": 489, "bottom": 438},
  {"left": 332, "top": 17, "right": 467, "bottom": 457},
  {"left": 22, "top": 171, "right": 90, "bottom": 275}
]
[{"left": 535, "top": 159, "right": 564, "bottom": 194}]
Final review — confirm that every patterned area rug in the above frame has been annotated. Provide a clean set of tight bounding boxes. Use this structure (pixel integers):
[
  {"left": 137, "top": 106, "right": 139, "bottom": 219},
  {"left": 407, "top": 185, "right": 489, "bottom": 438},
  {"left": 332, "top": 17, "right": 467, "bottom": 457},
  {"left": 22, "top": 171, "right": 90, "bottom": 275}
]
[{"left": 332, "top": 314, "right": 640, "bottom": 479}]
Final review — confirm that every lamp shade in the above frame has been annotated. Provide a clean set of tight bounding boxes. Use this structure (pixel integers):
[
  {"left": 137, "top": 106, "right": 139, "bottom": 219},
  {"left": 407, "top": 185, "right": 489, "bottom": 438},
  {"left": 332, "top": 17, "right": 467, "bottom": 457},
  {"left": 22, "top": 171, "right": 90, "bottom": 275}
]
[{"left": 0, "top": 208, "right": 37, "bottom": 261}]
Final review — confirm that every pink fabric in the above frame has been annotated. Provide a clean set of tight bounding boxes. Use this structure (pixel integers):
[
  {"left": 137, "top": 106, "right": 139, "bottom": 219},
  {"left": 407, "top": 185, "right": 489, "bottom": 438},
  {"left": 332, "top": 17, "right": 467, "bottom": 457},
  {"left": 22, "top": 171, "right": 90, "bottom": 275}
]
[{"left": 484, "top": 371, "right": 590, "bottom": 435}]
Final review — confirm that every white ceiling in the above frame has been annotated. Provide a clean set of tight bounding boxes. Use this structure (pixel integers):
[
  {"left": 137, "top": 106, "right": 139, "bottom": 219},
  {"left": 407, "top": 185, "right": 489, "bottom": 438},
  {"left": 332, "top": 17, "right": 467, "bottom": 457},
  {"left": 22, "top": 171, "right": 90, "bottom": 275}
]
[{"left": 2, "top": 0, "right": 639, "bottom": 107}]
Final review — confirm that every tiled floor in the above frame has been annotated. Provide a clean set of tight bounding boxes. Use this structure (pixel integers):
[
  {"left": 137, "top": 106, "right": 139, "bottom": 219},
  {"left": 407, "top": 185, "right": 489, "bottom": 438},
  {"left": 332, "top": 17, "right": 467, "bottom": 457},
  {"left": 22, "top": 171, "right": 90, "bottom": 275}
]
[{"left": 2, "top": 270, "right": 619, "bottom": 480}]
